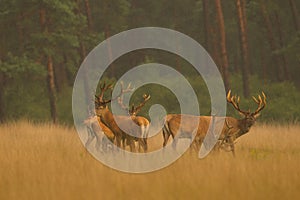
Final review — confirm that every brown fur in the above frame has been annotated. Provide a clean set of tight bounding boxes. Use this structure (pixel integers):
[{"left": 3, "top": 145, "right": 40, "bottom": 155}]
[
  {"left": 162, "top": 91, "right": 266, "bottom": 156},
  {"left": 83, "top": 116, "right": 115, "bottom": 151}
]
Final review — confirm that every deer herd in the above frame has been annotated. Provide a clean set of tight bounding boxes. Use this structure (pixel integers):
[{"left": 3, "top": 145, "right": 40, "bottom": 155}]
[{"left": 84, "top": 82, "right": 267, "bottom": 157}]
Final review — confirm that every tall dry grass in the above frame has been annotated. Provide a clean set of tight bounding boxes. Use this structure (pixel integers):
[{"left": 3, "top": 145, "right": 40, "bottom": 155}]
[{"left": 0, "top": 121, "right": 300, "bottom": 200}]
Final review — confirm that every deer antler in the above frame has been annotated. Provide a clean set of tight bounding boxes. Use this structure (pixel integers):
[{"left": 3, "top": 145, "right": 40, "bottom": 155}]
[
  {"left": 108, "top": 81, "right": 135, "bottom": 103},
  {"left": 117, "top": 95, "right": 130, "bottom": 113},
  {"left": 95, "top": 81, "right": 134, "bottom": 105},
  {"left": 252, "top": 91, "right": 267, "bottom": 115},
  {"left": 226, "top": 90, "right": 248, "bottom": 115},
  {"left": 94, "top": 81, "right": 113, "bottom": 106},
  {"left": 132, "top": 94, "right": 151, "bottom": 115},
  {"left": 98, "top": 81, "right": 114, "bottom": 102},
  {"left": 118, "top": 93, "right": 151, "bottom": 116},
  {"left": 227, "top": 90, "right": 267, "bottom": 116}
]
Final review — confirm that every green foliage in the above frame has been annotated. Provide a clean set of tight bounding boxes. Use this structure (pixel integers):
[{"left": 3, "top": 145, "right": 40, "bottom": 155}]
[
  {"left": 228, "top": 74, "right": 300, "bottom": 122},
  {"left": 0, "top": 53, "right": 45, "bottom": 77},
  {"left": 3, "top": 74, "right": 50, "bottom": 122},
  {"left": 57, "top": 86, "right": 73, "bottom": 124},
  {"left": 1, "top": 0, "right": 300, "bottom": 124},
  {"left": 1, "top": 68, "right": 299, "bottom": 124}
]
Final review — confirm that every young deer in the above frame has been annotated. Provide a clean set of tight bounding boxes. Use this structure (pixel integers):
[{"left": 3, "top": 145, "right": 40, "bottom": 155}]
[
  {"left": 162, "top": 90, "right": 266, "bottom": 156},
  {"left": 83, "top": 115, "right": 115, "bottom": 152}
]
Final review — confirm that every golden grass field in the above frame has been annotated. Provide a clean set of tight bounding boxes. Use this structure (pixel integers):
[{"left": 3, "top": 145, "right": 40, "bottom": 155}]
[{"left": 1, "top": 121, "right": 300, "bottom": 200}]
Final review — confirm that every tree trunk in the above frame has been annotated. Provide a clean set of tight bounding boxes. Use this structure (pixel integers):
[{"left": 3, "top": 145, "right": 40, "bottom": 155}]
[
  {"left": 236, "top": 0, "right": 250, "bottom": 97},
  {"left": 79, "top": 40, "right": 93, "bottom": 109},
  {"left": 202, "top": 0, "right": 210, "bottom": 52},
  {"left": 84, "top": 0, "right": 93, "bottom": 30},
  {"left": 241, "top": 0, "right": 247, "bottom": 24},
  {"left": 261, "top": 48, "right": 267, "bottom": 85},
  {"left": 233, "top": 47, "right": 239, "bottom": 74},
  {"left": 16, "top": 12, "right": 25, "bottom": 53},
  {"left": 201, "top": 1, "right": 218, "bottom": 77},
  {"left": 76, "top": 0, "right": 93, "bottom": 111},
  {"left": 0, "top": 73, "right": 5, "bottom": 123},
  {"left": 39, "top": 7, "right": 58, "bottom": 123},
  {"left": 210, "top": 26, "right": 222, "bottom": 71},
  {"left": 289, "top": 0, "right": 300, "bottom": 31},
  {"left": 241, "top": 0, "right": 252, "bottom": 74},
  {"left": 215, "top": 0, "right": 230, "bottom": 91},
  {"left": 47, "top": 55, "right": 58, "bottom": 124},
  {"left": 274, "top": 11, "right": 291, "bottom": 81},
  {"left": 105, "top": 26, "right": 115, "bottom": 77},
  {"left": 260, "top": 1, "right": 284, "bottom": 82},
  {"left": 54, "top": 54, "right": 69, "bottom": 93}
]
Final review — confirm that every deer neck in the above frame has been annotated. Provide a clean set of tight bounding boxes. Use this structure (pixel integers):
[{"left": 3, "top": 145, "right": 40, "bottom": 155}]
[
  {"left": 237, "top": 118, "right": 252, "bottom": 136},
  {"left": 99, "top": 108, "right": 114, "bottom": 129}
]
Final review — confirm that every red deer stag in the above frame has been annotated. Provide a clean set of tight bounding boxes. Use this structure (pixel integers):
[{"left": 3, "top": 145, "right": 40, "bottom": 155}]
[
  {"left": 94, "top": 82, "right": 136, "bottom": 151},
  {"left": 162, "top": 90, "right": 266, "bottom": 156},
  {"left": 117, "top": 94, "right": 151, "bottom": 152}
]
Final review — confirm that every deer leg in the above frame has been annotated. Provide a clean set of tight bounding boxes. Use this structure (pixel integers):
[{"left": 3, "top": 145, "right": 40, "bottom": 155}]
[
  {"left": 140, "top": 125, "right": 148, "bottom": 152},
  {"left": 101, "top": 135, "right": 112, "bottom": 153},
  {"left": 125, "top": 135, "right": 133, "bottom": 152},
  {"left": 85, "top": 127, "right": 95, "bottom": 148},
  {"left": 107, "top": 137, "right": 114, "bottom": 152},
  {"left": 95, "top": 134, "right": 103, "bottom": 152},
  {"left": 137, "top": 139, "right": 140, "bottom": 152},
  {"left": 138, "top": 139, "right": 142, "bottom": 153},
  {"left": 172, "top": 137, "right": 178, "bottom": 151},
  {"left": 115, "top": 135, "right": 123, "bottom": 151},
  {"left": 139, "top": 138, "right": 147, "bottom": 152},
  {"left": 123, "top": 137, "right": 126, "bottom": 150},
  {"left": 191, "top": 137, "right": 200, "bottom": 153},
  {"left": 144, "top": 126, "right": 149, "bottom": 151},
  {"left": 162, "top": 123, "right": 171, "bottom": 147},
  {"left": 189, "top": 138, "right": 195, "bottom": 155},
  {"left": 223, "top": 137, "right": 236, "bottom": 157},
  {"left": 162, "top": 130, "right": 170, "bottom": 147},
  {"left": 230, "top": 143, "right": 235, "bottom": 157},
  {"left": 129, "top": 137, "right": 136, "bottom": 152},
  {"left": 143, "top": 138, "right": 148, "bottom": 152},
  {"left": 123, "top": 135, "right": 128, "bottom": 150}
]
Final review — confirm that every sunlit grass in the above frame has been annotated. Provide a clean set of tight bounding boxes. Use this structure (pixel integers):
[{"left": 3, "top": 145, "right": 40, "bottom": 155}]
[{"left": 0, "top": 121, "right": 299, "bottom": 200}]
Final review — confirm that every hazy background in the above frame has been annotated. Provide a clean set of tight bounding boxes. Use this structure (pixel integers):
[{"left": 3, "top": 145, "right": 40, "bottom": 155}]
[{"left": 0, "top": 0, "right": 299, "bottom": 124}]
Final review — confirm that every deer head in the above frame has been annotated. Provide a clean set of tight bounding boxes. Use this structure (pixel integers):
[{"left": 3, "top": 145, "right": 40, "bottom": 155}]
[
  {"left": 227, "top": 90, "right": 266, "bottom": 134},
  {"left": 94, "top": 81, "right": 134, "bottom": 116}
]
